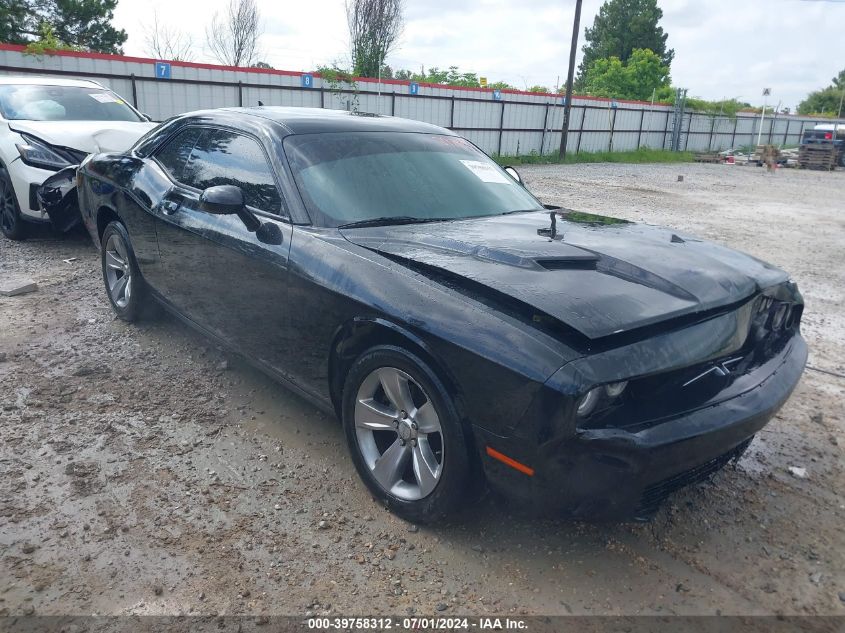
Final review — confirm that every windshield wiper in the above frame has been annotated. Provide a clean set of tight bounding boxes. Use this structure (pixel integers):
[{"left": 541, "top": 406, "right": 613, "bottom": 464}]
[
  {"left": 338, "top": 216, "right": 448, "bottom": 229},
  {"left": 498, "top": 208, "right": 545, "bottom": 216}
]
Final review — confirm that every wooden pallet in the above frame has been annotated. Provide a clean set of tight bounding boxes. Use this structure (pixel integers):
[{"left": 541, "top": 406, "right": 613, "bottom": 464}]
[
  {"left": 798, "top": 145, "right": 836, "bottom": 170},
  {"left": 694, "top": 152, "right": 721, "bottom": 163}
]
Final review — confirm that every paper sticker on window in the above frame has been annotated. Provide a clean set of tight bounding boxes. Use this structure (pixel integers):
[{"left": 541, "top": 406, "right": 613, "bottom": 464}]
[
  {"left": 459, "top": 160, "right": 510, "bottom": 184},
  {"left": 89, "top": 92, "right": 120, "bottom": 104}
]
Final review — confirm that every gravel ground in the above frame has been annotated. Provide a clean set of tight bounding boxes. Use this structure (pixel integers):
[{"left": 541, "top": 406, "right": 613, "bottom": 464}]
[{"left": 0, "top": 162, "right": 843, "bottom": 619}]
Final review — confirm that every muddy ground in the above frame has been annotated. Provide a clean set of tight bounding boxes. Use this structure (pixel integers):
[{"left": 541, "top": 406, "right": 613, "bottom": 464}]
[{"left": 0, "top": 162, "right": 843, "bottom": 619}]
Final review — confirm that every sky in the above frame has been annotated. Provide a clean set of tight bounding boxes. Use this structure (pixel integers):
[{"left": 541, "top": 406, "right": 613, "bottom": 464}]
[{"left": 112, "top": 0, "right": 845, "bottom": 109}]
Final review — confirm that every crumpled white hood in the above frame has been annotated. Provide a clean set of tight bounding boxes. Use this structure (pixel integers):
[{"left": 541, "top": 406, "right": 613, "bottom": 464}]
[{"left": 8, "top": 120, "right": 156, "bottom": 154}]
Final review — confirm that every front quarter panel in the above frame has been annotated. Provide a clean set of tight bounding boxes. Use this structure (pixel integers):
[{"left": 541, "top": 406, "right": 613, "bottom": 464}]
[
  {"left": 79, "top": 153, "right": 166, "bottom": 284},
  {"left": 285, "top": 227, "right": 580, "bottom": 434}
]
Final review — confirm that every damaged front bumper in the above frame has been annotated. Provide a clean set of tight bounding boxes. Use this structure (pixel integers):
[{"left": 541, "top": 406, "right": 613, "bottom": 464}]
[
  {"left": 36, "top": 166, "right": 81, "bottom": 233},
  {"left": 476, "top": 332, "right": 807, "bottom": 520}
]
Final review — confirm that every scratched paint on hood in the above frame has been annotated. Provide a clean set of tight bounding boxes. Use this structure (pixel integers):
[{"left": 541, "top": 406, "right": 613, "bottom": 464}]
[{"left": 341, "top": 211, "right": 789, "bottom": 340}]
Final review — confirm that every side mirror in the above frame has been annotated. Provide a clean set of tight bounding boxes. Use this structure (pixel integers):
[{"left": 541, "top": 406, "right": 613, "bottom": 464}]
[
  {"left": 503, "top": 166, "right": 523, "bottom": 184},
  {"left": 200, "top": 185, "right": 245, "bottom": 215},
  {"left": 199, "top": 184, "right": 262, "bottom": 232}
]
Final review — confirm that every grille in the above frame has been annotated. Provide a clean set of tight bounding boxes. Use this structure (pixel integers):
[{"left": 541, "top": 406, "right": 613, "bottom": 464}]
[{"left": 635, "top": 436, "right": 753, "bottom": 517}]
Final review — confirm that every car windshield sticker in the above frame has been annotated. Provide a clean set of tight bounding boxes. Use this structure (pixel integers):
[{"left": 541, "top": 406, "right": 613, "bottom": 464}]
[
  {"left": 459, "top": 160, "right": 510, "bottom": 184},
  {"left": 89, "top": 92, "right": 122, "bottom": 104}
]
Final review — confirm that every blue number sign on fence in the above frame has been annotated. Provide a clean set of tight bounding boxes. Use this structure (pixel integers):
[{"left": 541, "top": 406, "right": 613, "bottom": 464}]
[
  {"left": 492, "top": 90, "right": 502, "bottom": 101},
  {"left": 409, "top": 82, "right": 420, "bottom": 95},
  {"left": 301, "top": 74, "right": 313, "bottom": 88},
  {"left": 154, "top": 62, "right": 171, "bottom": 80}
]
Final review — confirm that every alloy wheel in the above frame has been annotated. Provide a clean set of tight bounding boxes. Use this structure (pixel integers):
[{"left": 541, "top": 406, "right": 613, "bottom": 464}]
[
  {"left": 0, "top": 180, "right": 17, "bottom": 234},
  {"left": 104, "top": 233, "right": 133, "bottom": 308},
  {"left": 354, "top": 367, "right": 444, "bottom": 501}
]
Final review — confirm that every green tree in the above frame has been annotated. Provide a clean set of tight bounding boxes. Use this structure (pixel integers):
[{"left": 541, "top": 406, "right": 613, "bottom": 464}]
[
  {"left": 488, "top": 81, "right": 515, "bottom": 90},
  {"left": 798, "top": 87, "right": 843, "bottom": 116},
  {"left": 390, "top": 65, "right": 516, "bottom": 90},
  {"left": 347, "top": 0, "right": 403, "bottom": 77},
  {"left": 0, "top": 0, "right": 127, "bottom": 53},
  {"left": 576, "top": 0, "right": 673, "bottom": 89},
  {"left": 527, "top": 85, "right": 550, "bottom": 93},
  {"left": 23, "top": 22, "right": 80, "bottom": 54},
  {"left": 798, "top": 67, "right": 845, "bottom": 116},
  {"left": 0, "top": 0, "right": 31, "bottom": 44},
  {"left": 684, "top": 97, "right": 750, "bottom": 118},
  {"left": 582, "top": 48, "right": 669, "bottom": 101}
]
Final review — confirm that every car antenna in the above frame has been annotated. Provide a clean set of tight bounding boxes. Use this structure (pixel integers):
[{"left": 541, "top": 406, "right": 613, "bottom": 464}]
[
  {"left": 537, "top": 210, "right": 561, "bottom": 241},
  {"left": 257, "top": 100, "right": 264, "bottom": 106}
]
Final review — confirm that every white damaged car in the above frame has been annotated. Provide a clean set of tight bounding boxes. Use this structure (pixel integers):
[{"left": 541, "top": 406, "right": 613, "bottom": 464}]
[{"left": 0, "top": 76, "right": 155, "bottom": 240}]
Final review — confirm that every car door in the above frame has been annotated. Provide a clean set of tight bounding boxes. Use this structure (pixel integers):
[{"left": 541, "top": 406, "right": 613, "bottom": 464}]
[{"left": 150, "top": 126, "right": 294, "bottom": 375}]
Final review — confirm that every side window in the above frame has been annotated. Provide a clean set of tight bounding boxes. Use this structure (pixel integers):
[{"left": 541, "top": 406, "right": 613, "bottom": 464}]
[
  {"left": 182, "top": 129, "right": 283, "bottom": 215},
  {"left": 154, "top": 127, "right": 202, "bottom": 181}
]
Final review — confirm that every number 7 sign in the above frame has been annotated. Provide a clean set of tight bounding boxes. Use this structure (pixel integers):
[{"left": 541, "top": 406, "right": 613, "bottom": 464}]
[{"left": 155, "top": 62, "right": 172, "bottom": 79}]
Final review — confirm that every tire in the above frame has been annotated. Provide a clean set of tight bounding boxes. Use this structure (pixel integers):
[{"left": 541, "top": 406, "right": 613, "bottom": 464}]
[
  {"left": 342, "top": 345, "right": 473, "bottom": 523},
  {"left": 0, "top": 167, "right": 26, "bottom": 241},
  {"left": 100, "top": 221, "right": 149, "bottom": 322}
]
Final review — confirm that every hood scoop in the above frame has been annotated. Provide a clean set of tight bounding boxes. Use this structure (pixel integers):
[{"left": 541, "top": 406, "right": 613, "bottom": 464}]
[{"left": 535, "top": 258, "right": 598, "bottom": 271}]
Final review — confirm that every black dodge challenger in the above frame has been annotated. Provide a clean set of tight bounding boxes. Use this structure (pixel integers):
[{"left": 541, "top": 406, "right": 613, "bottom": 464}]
[{"left": 76, "top": 107, "right": 807, "bottom": 523}]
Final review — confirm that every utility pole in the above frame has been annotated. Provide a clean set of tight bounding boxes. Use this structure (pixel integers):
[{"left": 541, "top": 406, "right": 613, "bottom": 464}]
[
  {"left": 756, "top": 88, "right": 770, "bottom": 146},
  {"left": 558, "top": 0, "right": 583, "bottom": 158}
]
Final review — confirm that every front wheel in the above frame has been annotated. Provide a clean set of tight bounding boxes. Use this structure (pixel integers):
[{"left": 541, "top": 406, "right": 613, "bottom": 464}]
[
  {"left": 0, "top": 168, "right": 26, "bottom": 240},
  {"left": 342, "top": 346, "right": 473, "bottom": 523},
  {"left": 101, "top": 221, "right": 149, "bottom": 322}
]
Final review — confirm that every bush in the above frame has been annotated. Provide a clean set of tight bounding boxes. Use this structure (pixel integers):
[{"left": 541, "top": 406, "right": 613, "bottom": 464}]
[{"left": 493, "top": 148, "right": 694, "bottom": 166}]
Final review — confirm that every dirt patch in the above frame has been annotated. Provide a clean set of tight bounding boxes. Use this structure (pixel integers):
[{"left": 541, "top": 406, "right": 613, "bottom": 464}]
[{"left": 0, "top": 163, "right": 842, "bottom": 618}]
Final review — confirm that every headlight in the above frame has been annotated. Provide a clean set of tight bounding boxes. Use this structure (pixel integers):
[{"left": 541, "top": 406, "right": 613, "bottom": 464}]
[
  {"left": 16, "top": 134, "right": 72, "bottom": 171},
  {"left": 576, "top": 387, "right": 601, "bottom": 417},
  {"left": 604, "top": 381, "right": 627, "bottom": 397}
]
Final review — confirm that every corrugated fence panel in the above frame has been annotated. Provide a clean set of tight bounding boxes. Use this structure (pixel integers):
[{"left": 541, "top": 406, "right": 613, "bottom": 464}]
[
  {"left": 0, "top": 46, "right": 841, "bottom": 156},
  {"left": 611, "top": 132, "right": 639, "bottom": 152}
]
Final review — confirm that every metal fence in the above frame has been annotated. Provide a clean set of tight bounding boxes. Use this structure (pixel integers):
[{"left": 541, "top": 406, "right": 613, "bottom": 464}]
[{"left": 1, "top": 44, "right": 841, "bottom": 157}]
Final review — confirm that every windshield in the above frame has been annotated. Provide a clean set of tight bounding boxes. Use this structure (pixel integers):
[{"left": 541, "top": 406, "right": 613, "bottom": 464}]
[
  {"left": 284, "top": 132, "right": 543, "bottom": 227},
  {"left": 0, "top": 84, "right": 143, "bottom": 122}
]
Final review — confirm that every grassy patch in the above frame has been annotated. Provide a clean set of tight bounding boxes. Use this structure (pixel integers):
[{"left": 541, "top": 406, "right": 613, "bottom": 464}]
[
  {"left": 562, "top": 210, "right": 630, "bottom": 225},
  {"left": 494, "top": 148, "right": 695, "bottom": 166}
]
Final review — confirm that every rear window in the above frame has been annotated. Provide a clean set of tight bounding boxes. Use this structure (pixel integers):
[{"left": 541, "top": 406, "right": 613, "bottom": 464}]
[{"left": 803, "top": 129, "right": 843, "bottom": 143}]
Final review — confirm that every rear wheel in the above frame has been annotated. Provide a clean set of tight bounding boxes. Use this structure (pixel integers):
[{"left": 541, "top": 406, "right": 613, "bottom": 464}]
[
  {"left": 101, "top": 221, "right": 149, "bottom": 322},
  {"left": 342, "top": 346, "right": 473, "bottom": 523},
  {"left": 0, "top": 168, "right": 26, "bottom": 241}
]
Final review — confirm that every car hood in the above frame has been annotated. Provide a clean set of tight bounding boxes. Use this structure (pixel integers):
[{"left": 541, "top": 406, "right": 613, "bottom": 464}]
[
  {"left": 8, "top": 120, "right": 156, "bottom": 154},
  {"left": 341, "top": 211, "right": 789, "bottom": 340}
]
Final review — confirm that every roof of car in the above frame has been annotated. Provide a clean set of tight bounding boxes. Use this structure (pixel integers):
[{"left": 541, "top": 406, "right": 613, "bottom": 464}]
[
  {"left": 205, "top": 106, "right": 456, "bottom": 136},
  {"left": 0, "top": 75, "right": 105, "bottom": 88}
]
